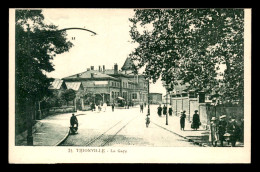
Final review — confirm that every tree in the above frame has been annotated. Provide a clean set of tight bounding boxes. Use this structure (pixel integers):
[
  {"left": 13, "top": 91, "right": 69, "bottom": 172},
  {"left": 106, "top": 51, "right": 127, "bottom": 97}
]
[
  {"left": 61, "top": 89, "right": 76, "bottom": 106},
  {"left": 15, "top": 10, "right": 73, "bottom": 134},
  {"left": 129, "top": 9, "right": 244, "bottom": 103},
  {"left": 83, "top": 92, "right": 95, "bottom": 104}
]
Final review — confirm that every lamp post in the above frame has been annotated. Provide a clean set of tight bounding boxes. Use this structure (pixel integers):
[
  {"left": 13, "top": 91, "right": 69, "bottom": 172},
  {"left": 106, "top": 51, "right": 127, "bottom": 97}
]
[
  {"left": 25, "top": 25, "right": 96, "bottom": 146},
  {"left": 166, "top": 85, "right": 169, "bottom": 125},
  {"left": 147, "top": 79, "right": 150, "bottom": 116}
]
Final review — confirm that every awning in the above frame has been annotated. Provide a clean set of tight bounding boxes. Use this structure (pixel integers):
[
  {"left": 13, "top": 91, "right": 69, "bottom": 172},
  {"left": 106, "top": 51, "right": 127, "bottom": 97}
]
[{"left": 117, "top": 97, "right": 125, "bottom": 100}]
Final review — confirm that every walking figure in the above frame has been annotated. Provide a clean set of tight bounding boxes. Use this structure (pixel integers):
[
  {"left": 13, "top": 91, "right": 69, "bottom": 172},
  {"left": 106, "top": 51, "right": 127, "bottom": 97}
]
[
  {"left": 226, "top": 118, "right": 241, "bottom": 147},
  {"left": 218, "top": 115, "right": 227, "bottom": 147},
  {"left": 191, "top": 110, "right": 200, "bottom": 130},
  {"left": 91, "top": 102, "right": 95, "bottom": 111},
  {"left": 163, "top": 104, "right": 167, "bottom": 115},
  {"left": 157, "top": 105, "right": 162, "bottom": 117},
  {"left": 70, "top": 113, "right": 78, "bottom": 134},
  {"left": 168, "top": 106, "right": 173, "bottom": 116},
  {"left": 145, "top": 115, "right": 150, "bottom": 128},
  {"left": 140, "top": 104, "right": 144, "bottom": 113},
  {"left": 209, "top": 117, "right": 218, "bottom": 147},
  {"left": 180, "top": 110, "right": 186, "bottom": 130},
  {"left": 112, "top": 103, "right": 115, "bottom": 112}
]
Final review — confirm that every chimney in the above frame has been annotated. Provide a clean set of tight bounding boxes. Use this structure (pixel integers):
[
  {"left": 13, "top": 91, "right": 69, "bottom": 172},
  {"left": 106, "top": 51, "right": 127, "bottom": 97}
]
[
  {"left": 87, "top": 68, "right": 90, "bottom": 71},
  {"left": 99, "top": 65, "right": 101, "bottom": 72},
  {"left": 76, "top": 74, "right": 79, "bottom": 78},
  {"left": 114, "top": 63, "right": 118, "bottom": 74},
  {"left": 91, "top": 73, "right": 94, "bottom": 78},
  {"left": 91, "top": 66, "right": 94, "bottom": 70},
  {"left": 103, "top": 65, "right": 105, "bottom": 72}
]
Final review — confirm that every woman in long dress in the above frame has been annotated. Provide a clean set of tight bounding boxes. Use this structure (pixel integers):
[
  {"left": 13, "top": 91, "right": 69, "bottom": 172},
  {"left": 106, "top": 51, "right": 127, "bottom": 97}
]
[
  {"left": 180, "top": 110, "right": 186, "bottom": 130},
  {"left": 192, "top": 110, "right": 200, "bottom": 130}
]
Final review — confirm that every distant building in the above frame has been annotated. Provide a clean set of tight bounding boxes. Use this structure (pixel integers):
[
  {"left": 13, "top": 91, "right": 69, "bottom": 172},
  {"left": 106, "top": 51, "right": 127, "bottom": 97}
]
[
  {"left": 62, "top": 57, "right": 148, "bottom": 106},
  {"left": 48, "top": 79, "right": 67, "bottom": 97},
  {"left": 149, "top": 93, "right": 162, "bottom": 104}
]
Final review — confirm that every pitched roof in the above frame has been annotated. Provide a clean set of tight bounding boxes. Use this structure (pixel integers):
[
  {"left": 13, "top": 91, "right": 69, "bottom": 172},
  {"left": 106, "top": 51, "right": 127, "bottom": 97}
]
[
  {"left": 63, "top": 70, "right": 119, "bottom": 80},
  {"left": 65, "top": 82, "right": 82, "bottom": 91},
  {"left": 48, "top": 79, "right": 66, "bottom": 90},
  {"left": 121, "top": 57, "right": 135, "bottom": 71}
]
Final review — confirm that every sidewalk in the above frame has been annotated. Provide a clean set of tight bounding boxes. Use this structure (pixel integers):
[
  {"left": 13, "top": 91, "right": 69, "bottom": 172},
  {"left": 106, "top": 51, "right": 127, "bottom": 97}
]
[
  {"left": 15, "top": 112, "right": 73, "bottom": 146},
  {"left": 149, "top": 106, "right": 244, "bottom": 147}
]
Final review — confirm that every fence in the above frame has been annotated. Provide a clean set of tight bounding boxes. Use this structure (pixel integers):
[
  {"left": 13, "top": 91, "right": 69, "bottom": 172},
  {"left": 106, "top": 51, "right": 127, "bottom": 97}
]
[{"left": 171, "top": 95, "right": 244, "bottom": 130}]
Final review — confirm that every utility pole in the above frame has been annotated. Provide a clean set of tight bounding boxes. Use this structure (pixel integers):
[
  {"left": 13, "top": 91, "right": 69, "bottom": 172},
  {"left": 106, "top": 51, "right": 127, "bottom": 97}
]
[
  {"left": 26, "top": 24, "right": 33, "bottom": 145},
  {"left": 147, "top": 79, "right": 150, "bottom": 116}
]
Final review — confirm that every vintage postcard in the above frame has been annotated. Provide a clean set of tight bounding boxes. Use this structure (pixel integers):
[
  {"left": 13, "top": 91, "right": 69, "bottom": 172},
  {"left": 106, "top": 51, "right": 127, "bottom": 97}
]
[{"left": 9, "top": 8, "right": 251, "bottom": 163}]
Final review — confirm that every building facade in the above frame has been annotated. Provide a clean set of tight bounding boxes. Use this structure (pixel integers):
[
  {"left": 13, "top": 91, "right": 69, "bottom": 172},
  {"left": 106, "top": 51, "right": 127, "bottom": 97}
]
[{"left": 62, "top": 58, "right": 148, "bottom": 106}]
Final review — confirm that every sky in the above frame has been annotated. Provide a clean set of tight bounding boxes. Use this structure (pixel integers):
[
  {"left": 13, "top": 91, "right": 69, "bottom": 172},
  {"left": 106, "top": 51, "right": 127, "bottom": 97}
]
[{"left": 42, "top": 9, "right": 167, "bottom": 95}]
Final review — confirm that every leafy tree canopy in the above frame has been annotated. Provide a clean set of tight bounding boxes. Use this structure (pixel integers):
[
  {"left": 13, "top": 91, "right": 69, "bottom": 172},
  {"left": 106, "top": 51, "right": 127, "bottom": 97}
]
[
  {"left": 129, "top": 9, "right": 244, "bottom": 103},
  {"left": 61, "top": 89, "right": 76, "bottom": 104},
  {"left": 15, "top": 10, "right": 73, "bottom": 105}
]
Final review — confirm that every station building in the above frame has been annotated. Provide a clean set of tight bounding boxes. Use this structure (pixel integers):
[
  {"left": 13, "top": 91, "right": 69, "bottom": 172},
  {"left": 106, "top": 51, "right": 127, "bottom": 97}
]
[{"left": 62, "top": 58, "right": 148, "bottom": 106}]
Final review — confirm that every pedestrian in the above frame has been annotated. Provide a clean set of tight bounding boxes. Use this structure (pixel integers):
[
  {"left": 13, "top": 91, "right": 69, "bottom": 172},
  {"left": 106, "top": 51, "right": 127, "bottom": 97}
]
[
  {"left": 168, "top": 106, "right": 173, "bottom": 116},
  {"left": 140, "top": 104, "right": 144, "bottom": 113},
  {"left": 218, "top": 115, "right": 227, "bottom": 147},
  {"left": 209, "top": 117, "right": 218, "bottom": 147},
  {"left": 191, "top": 110, "right": 200, "bottom": 130},
  {"left": 163, "top": 104, "right": 167, "bottom": 115},
  {"left": 180, "top": 110, "right": 186, "bottom": 130},
  {"left": 226, "top": 118, "right": 240, "bottom": 147},
  {"left": 98, "top": 104, "right": 101, "bottom": 112},
  {"left": 112, "top": 103, "right": 115, "bottom": 112},
  {"left": 91, "top": 102, "right": 95, "bottom": 111},
  {"left": 157, "top": 104, "right": 162, "bottom": 117},
  {"left": 70, "top": 113, "right": 78, "bottom": 134},
  {"left": 145, "top": 115, "right": 150, "bottom": 128},
  {"left": 103, "top": 102, "right": 107, "bottom": 112}
]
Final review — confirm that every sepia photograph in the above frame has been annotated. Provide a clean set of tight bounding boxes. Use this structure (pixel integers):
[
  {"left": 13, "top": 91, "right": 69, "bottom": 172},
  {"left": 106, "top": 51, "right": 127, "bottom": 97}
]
[{"left": 9, "top": 8, "right": 251, "bottom": 163}]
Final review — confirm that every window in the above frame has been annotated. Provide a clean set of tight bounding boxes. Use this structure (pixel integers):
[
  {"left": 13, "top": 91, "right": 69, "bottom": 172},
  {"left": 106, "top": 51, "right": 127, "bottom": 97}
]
[
  {"left": 132, "top": 93, "right": 137, "bottom": 99},
  {"left": 112, "top": 91, "right": 114, "bottom": 98}
]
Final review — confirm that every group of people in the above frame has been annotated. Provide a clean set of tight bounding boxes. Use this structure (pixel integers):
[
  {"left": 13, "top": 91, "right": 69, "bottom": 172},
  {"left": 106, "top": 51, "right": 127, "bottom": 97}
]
[
  {"left": 157, "top": 105, "right": 201, "bottom": 131},
  {"left": 90, "top": 102, "right": 109, "bottom": 112},
  {"left": 209, "top": 115, "right": 243, "bottom": 147},
  {"left": 157, "top": 104, "right": 173, "bottom": 117}
]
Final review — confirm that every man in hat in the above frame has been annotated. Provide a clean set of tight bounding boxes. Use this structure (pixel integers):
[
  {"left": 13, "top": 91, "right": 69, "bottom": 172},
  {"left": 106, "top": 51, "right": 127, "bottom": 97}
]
[
  {"left": 218, "top": 115, "right": 227, "bottom": 146},
  {"left": 70, "top": 113, "right": 78, "bottom": 134},
  {"left": 209, "top": 117, "right": 218, "bottom": 147},
  {"left": 192, "top": 110, "right": 200, "bottom": 130},
  {"left": 180, "top": 110, "right": 186, "bottom": 130},
  {"left": 227, "top": 118, "right": 241, "bottom": 147}
]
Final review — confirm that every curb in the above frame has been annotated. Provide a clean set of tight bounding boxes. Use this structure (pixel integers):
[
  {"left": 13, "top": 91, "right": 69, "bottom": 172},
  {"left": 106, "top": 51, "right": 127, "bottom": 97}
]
[
  {"left": 55, "top": 127, "right": 70, "bottom": 146},
  {"left": 151, "top": 121, "right": 209, "bottom": 147}
]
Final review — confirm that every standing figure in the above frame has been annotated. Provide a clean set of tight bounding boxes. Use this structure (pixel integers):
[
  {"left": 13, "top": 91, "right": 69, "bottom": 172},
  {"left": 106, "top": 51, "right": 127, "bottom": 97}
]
[
  {"left": 218, "top": 115, "right": 227, "bottom": 147},
  {"left": 112, "top": 103, "right": 115, "bottom": 112},
  {"left": 140, "top": 104, "right": 144, "bottom": 113},
  {"left": 98, "top": 104, "right": 101, "bottom": 112},
  {"left": 103, "top": 102, "right": 107, "bottom": 112},
  {"left": 91, "top": 102, "right": 95, "bottom": 111},
  {"left": 191, "top": 110, "right": 200, "bottom": 130},
  {"left": 145, "top": 115, "right": 150, "bottom": 128},
  {"left": 226, "top": 118, "right": 241, "bottom": 147},
  {"left": 209, "top": 117, "right": 218, "bottom": 147},
  {"left": 180, "top": 110, "right": 186, "bottom": 130},
  {"left": 163, "top": 105, "right": 167, "bottom": 115},
  {"left": 157, "top": 105, "right": 162, "bottom": 117},
  {"left": 70, "top": 113, "right": 78, "bottom": 134},
  {"left": 168, "top": 106, "right": 173, "bottom": 116}
]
